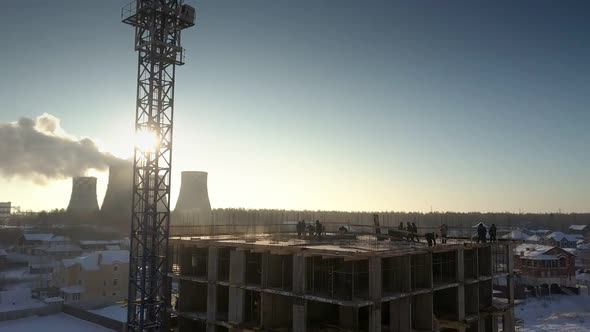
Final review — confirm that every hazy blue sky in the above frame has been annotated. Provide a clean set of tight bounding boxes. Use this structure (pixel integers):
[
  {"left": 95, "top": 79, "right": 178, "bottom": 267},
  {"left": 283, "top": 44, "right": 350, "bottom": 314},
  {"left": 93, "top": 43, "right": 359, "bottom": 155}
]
[{"left": 1, "top": 1, "right": 589, "bottom": 212}]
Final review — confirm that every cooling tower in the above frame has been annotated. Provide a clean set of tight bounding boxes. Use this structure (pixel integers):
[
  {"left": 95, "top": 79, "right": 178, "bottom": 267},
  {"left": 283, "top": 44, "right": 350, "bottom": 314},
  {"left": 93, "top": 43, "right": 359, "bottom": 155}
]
[
  {"left": 173, "top": 171, "right": 211, "bottom": 224},
  {"left": 67, "top": 176, "right": 99, "bottom": 213},
  {"left": 101, "top": 164, "right": 133, "bottom": 223}
]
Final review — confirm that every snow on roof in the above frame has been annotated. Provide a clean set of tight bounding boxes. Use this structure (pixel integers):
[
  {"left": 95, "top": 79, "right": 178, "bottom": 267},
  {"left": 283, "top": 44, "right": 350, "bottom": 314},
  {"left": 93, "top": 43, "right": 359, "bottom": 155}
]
[
  {"left": 522, "top": 254, "right": 559, "bottom": 261},
  {"left": 569, "top": 225, "right": 589, "bottom": 231},
  {"left": 43, "top": 297, "right": 64, "bottom": 303},
  {"left": 60, "top": 285, "right": 85, "bottom": 294},
  {"left": 89, "top": 304, "right": 127, "bottom": 322},
  {"left": 577, "top": 272, "right": 590, "bottom": 282},
  {"left": 563, "top": 248, "right": 577, "bottom": 255},
  {"left": 545, "top": 232, "right": 580, "bottom": 242},
  {"left": 578, "top": 243, "right": 590, "bottom": 250},
  {"left": 0, "top": 288, "right": 45, "bottom": 313},
  {"left": 501, "top": 230, "right": 529, "bottom": 240},
  {"left": 0, "top": 312, "right": 115, "bottom": 332},
  {"left": 514, "top": 244, "right": 554, "bottom": 257},
  {"left": 0, "top": 249, "right": 7, "bottom": 256},
  {"left": 22, "top": 233, "right": 54, "bottom": 242},
  {"left": 526, "top": 235, "right": 542, "bottom": 242},
  {"left": 62, "top": 250, "right": 129, "bottom": 271},
  {"left": 36, "top": 244, "right": 82, "bottom": 253},
  {"left": 79, "top": 240, "right": 123, "bottom": 245}
]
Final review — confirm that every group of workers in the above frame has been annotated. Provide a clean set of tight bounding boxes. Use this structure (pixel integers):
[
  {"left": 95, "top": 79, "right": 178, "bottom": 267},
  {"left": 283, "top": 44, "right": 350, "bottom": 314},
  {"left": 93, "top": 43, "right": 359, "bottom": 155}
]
[
  {"left": 296, "top": 219, "right": 498, "bottom": 246},
  {"left": 296, "top": 219, "right": 324, "bottom": 239},
  {"left": 476, "top": 222, "right": 497, "bottom": 243},
  {"left": 398, "top": 222, "right": 419, "bottom": 241}
]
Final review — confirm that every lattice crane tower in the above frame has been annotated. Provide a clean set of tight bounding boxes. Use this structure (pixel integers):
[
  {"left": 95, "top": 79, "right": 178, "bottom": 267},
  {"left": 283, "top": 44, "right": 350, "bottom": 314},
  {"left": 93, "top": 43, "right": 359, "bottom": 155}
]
[{"left": 122, "top": 1, "right": 195, "bottom": 331}]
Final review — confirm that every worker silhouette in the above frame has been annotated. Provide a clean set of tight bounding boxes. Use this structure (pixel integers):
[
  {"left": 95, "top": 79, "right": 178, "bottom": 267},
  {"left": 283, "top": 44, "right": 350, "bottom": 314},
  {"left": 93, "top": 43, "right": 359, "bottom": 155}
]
[
  {"left": 315, "top": 220, "right": 322, "bottom": 240},
  {"left": 489, "top": 224, "right": 497, "bottom": 242},
  {"left": 477, "top": 223, "right": 487, "bottom": 243}
]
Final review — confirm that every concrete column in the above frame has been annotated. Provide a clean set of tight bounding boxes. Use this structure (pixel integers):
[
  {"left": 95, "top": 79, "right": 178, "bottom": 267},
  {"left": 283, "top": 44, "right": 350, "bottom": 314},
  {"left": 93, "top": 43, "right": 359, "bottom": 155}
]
[
  {"left": 503, "top": 309, "right": 515, "bottom": 332},
  {"left": 390, "top": 297, "right": 411, "bottom": 332},
  {"left": 369, "top": 257, "right": 382, "bottom": 299},
  {"left": 207, "top": 248, "right": 219, "bottom": 331},
  {"left": 229, "top": 250, "right": 246, "bottom": 285},
  {"left": 339, "top": 306, "right": 359, "bottom": 330},
  {"left": 369, "top": 257, "right": 382, "bottom": 332},
  {"left": 293, "top": 254, "right": 306, "bottom": 295},
  {"left": 369, "top": 303, "right": 382, "bottom": 332},
  {"left": 413, "top": 293, "right": 433, "bottom": 331},
  {"left": 228, "top": 287, "right": 245, "bottom": 324},
  {"left": 457, "top": 284, "right": 465, "bottom": 321},
  {"left": 292, "top": 299, "right": 307, "bottom": 332},
  {"left": 261, "top": 253, "right": 269, "bottom": 288},
  {"left": 208, "top": 247, "right": 219, "bottom": 281},
  {"left": 506, "top": 244, "right": 515, "bottom": 306},
  {"left": 457, "top": 249, "right": 465, "bottom": 282},
  {"left": 228, "top": 250, "right": 246, "bottom": 325},
  {"left": 426, "top": 253, "right": 433, "bottom": 288},
  {"left": 491, "top": 315, "right": 499, "bottom": 332},
  {"left": 207, "top": 284, "right": 217, "bottom": 331}
]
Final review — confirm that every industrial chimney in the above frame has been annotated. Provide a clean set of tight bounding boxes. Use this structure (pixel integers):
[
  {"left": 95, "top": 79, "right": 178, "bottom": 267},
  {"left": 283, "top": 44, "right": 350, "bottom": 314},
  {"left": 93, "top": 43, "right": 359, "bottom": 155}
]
[
  {"left": 173, "top": 171, "right": 211, "bottom": 225},
  {"left": 67, "top": 176, "right": 99, "bottom": 213},
  {"left": 101, "top": 164, "right": 133, "bottom": 224}
]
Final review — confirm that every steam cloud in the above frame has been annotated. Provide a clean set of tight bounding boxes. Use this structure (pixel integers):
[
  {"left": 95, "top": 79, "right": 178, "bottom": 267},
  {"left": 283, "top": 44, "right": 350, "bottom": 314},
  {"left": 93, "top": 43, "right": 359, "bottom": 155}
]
[{"left": 0, "top": 113, "right": 126, "bottom": 183}]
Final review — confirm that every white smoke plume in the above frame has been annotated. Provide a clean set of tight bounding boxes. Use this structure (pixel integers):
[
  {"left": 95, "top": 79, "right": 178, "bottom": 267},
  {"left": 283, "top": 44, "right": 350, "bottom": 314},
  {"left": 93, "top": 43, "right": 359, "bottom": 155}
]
[{"left": 0, "top": 113, "right": 125, "bottom": 183}]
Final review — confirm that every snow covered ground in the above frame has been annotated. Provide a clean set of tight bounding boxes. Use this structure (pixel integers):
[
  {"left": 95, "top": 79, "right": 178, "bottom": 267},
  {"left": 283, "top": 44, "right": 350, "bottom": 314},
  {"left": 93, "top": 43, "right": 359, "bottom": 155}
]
[
  {"left": 516, "top": 294, "right": 590, "bottom": 332},
  {"left": 0, "top": 313, "right": 115, "bottom": 332},
  {"left": 90, "top": 304, "right": 127, "bottom": 322}
]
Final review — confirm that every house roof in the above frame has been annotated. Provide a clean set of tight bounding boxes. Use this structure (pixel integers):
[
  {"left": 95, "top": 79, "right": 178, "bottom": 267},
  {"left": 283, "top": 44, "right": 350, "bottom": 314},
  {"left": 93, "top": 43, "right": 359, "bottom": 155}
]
[
  {"left": 515, "top": 243, "right": 576, "bottom": 259},
  {"left": 60, "top": 285, "right": 85, "bottom": 294},
  {"left": 545, "top": 232, "right": 581, "bottom": 242},
  {"left": 526, "top": 235, "right": 542, "bottom": 242},
  {"left": 35, "top": 244, "right": 82, "bottom": 253},
  {"left": 569, "top": 225, "right": 589, "bottom": 231},
  {"left": 578, "top": 243, "right": 590, "bottom": 250},
  {"left": 501, "top": 230, "right": 529, "bottom": 240},
  {"left": 0, "top": 249, "right": 7, "bottom": 256},
  {"left": 22, "top": 233, "right": 54, "bottom": 242},
  {"left": 62, "top": 250, "right": 129, "bottom": 271},
  {"left": 79, "top": 240, "right": 123, "bottom": 246}
]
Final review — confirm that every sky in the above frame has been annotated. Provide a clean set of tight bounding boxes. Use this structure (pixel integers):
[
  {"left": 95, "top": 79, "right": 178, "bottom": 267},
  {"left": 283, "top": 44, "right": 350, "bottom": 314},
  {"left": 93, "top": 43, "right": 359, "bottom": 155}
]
[{"left": 0, "top": 0, "right": 589, "bottom": 213}]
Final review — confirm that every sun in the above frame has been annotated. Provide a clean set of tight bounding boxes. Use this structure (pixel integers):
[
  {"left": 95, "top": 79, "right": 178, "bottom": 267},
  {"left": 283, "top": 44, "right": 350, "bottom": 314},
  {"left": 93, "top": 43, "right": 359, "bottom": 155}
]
[{"left": 134, "top": 129, "right": 159, "bottom": 153}]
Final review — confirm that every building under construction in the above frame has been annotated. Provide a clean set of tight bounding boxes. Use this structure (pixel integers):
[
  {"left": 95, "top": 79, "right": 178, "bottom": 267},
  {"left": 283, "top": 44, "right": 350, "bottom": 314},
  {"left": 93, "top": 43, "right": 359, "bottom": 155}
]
[{"left": 169, "top": 225, "right": 515, "bottom": 332}]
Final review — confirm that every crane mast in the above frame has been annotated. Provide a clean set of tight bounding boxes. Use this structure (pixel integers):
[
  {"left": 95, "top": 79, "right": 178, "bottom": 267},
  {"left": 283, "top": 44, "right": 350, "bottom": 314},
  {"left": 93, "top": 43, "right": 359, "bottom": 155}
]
[{"left": 122, "top": 1, "right": 195, "bottom": 331}]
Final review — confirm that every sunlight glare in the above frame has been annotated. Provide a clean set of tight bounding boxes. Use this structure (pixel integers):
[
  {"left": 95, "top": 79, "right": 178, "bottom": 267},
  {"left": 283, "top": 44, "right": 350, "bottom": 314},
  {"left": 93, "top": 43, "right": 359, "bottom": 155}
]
[{"left": 135, "top": 129, "right": 159, "bottom": 153}]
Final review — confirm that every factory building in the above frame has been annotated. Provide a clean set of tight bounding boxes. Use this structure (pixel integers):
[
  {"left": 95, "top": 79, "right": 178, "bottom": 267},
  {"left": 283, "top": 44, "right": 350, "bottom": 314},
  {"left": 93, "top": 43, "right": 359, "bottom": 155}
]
[{"left": 170, "top": 230, "right": 515, "bottom": 332}]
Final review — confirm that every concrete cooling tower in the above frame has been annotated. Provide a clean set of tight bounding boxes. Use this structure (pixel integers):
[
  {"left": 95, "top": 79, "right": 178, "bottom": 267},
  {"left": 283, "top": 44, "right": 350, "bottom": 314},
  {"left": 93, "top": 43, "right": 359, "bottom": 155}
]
[
  {"left": 173, "top": 171, "right": 211, "bottom": 224},
  {"left": 101, "top": 164, "right": 133, "bottom": 223},
  {"left": 67, "top": 176, "right": 99, "bottom": 213}
]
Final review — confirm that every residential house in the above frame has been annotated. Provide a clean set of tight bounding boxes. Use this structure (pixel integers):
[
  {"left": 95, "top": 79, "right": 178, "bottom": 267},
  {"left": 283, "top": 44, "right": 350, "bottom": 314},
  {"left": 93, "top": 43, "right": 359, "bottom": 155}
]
[
  {"left": 17, "top": 233, "right": 82, "bottom": 259},
  {"left": 500, "top": 229, "right": 530, "bottom": 241},
  {"left": 52, "top": 250, "right": 129, "bottom": 309},
  {"left": 514, "top": 243, "right": 577, "bottom": 289},
  {"left": 569, "top": 225, "right": 590, "bottom": 239},
  {"left": 525, "top": 235, "right": 543, "bottom": 244},
  {"left": 545, "top": 232, "right": 581, "bottom": 249},
  {"left": 78, "top": 240, "right": 124, "bottom": 251},
  {"left": 577, "top": 243, "right": 590, "bottom": 268}
]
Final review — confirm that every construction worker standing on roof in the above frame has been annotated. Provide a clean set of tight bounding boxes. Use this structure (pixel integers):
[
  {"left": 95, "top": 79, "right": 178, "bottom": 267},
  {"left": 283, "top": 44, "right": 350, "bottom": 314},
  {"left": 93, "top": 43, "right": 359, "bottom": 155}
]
[
  {"left": 315, "top": 220, "right": 322, "bottom": 240},
  {"left": 440, "top": 224, "right": 448, "bottom": 244},
  {"left": 489, "top": 224, "right": 497, "bottom": 242},
  {"left": 411, "top": 222, "right": 418, "bottom": 242}
]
